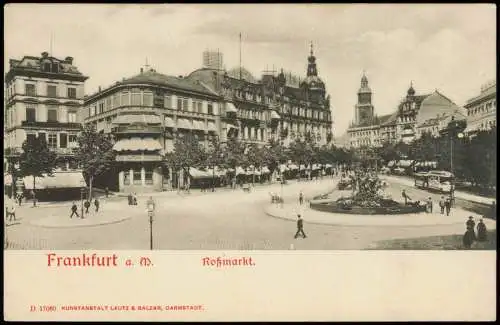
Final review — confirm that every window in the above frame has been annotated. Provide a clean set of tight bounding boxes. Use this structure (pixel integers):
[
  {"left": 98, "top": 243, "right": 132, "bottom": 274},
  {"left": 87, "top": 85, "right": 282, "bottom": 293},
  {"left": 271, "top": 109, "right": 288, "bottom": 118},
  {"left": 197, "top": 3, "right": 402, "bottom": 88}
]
[
  {"left": 164, "top": 95, "right": 172, "bottom": 109},
  {"left": 47, "top": 106, "right": 58, "bottom": 122},
  {"left": 26, "top": 133, "right": 37, "bottom": 144},
  {"left": 26, "top": 104, "right": 36, "bottom": 122},
  {"left": 43, "top": 63, "right": 51, "bottom": 72},
  {"left": 69, "top": 134, "right": 78, "bottom": 147},
  {"left": 121, "top": 92, "right": 130, "bottom": 106},
  {"left": 124, "top": 171, "right": 130, "bottom": 185},
  {"left": 47, "top": 85, "right": 57, "bottom": 97},
  {"left": 133, "top": 169, "right": 142, "bottom": 185},
  {"left": 48, "top": 133, "right": 57, "bottom": 149},
  {"left": 207, "top": 103, "right": 213, "bottom": 115},
  {"left": 99, "top": 102, "right": 104, "bottom": 114},
  {"left": 183, "top": 98, "right": 189, "bottom": 111},
  {"left": 51, "top": 63, "right": 59, "bottom": 73},
  {"left": 145, "top": 169, "right": 153, "bottom": 185},
  {"left": 38, "top": 132, "right": 46, "bottom": 142},
  {"left": 113, "top": 94, "right": 121, "bottom": 108},
  {"left": 67, "top": 87, "right": 77, "bottom": 99},
  {"left": 143, "top": 92, "right": 153, "bottom": 107},
  {"left": 25, "top": 84, "right": 36, "bottom": 96},
  {"left": 106, "top": 97, "right": 112, "bottom": 110},
  {"left": 177, "top": 98, "right": 183, "bottom": 110},
  {"left": 131, "top": 92, "right": 141, "bottom": 105},
  {"left": 68, "top": 111, "right": 77, "bottom": 123},
  {"left": 59, "top": 133, "right": 68, "bottom": 148}
]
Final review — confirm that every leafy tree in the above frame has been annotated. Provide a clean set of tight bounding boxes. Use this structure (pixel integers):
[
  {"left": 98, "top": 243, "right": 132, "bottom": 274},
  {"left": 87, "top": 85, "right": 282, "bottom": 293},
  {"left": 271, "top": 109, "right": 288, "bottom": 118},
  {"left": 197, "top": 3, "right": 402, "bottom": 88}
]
[
  {"left": 164, "top": 133, "right": 206, "bottom": 191},
  {"left": 75, "top": 124, "right": 115, "bottom": 200},
  {"left": 19, "top": 136, "right": 57, "bottom": 206},
  {"left": 262, "top": 139, "right": 288, "bottom": 174},
  {"left": 288, "top": 138, "right": 315, "bottom": 179},
  {"left": 221, "top": 137, "right": 246, "bottom": 170}
]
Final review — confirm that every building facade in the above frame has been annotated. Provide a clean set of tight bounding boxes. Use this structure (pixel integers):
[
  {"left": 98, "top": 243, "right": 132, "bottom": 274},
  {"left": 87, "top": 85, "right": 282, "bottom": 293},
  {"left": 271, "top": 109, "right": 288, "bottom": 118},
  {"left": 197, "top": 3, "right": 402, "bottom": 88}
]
[
  {"left": 464, "top": 80, "right": 496, "bottom": 136},
  {"left": 83, "top": 67, "right": 222, "bottom": 193},
  {"left": 4, "top": 51, "right": 88, "bottom": 168},
  {"left": 347, "top": 76, "right": 466, "bottom": 148},
  {"left": 202, "top": 50, "right": 224, "bottom": 70},
  {"left": 187, "top": 44, "right": 334, "bottom": 147}
]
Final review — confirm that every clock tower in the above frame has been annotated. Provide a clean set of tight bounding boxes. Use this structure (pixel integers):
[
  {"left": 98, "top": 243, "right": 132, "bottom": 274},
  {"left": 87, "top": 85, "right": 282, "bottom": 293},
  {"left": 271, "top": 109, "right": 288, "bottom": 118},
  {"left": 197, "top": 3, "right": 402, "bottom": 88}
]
[{"left": 355, "top": 72, "right": 374, "bottom": 125}]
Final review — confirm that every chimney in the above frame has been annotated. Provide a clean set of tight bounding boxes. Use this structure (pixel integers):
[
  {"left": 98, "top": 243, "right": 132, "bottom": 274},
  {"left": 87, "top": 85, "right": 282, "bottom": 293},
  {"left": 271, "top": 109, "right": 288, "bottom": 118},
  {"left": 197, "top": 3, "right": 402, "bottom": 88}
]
[
  {"left": 41, "top": 52, "right": 49, "bottom": 58},
  {"left": 98, "top": 86, "right": 102, "bottom": 92},
  {"left": 65, "top": 56, "right": 74, "bottom": 64}
]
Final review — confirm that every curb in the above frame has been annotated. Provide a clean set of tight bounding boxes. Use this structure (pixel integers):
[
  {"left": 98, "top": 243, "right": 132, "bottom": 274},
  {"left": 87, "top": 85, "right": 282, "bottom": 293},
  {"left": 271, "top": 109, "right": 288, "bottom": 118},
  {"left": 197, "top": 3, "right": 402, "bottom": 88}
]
[{"left": 29, "top": 215, "right": 133, "bottom": 229}]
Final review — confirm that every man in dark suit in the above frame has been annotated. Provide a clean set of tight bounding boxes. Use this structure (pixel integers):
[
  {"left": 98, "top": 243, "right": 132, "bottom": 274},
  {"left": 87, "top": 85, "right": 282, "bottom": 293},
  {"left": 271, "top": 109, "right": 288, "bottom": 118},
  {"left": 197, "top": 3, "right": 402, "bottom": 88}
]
[
  {"left": 70, "top": 202, "right": 80, "bottom": 218},
  {"left": 294, "top": 214, "right": 307, "bottom": 239}
]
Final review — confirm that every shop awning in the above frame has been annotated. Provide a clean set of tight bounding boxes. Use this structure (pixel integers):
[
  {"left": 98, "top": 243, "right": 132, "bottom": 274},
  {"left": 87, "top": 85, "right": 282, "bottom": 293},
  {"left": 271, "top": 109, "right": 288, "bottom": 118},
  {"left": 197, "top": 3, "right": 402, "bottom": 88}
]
[
  {"left": 225, "top": 102, "right": 238, "bottom": 113},
  {"left": 23, "top": 172, "right": 86, "bottom": 190},
  {"left": 396, "top": 160, "right": 414, "bottom": 168},
  {"left": 207, "top": 121, "right": 217, "bottom": 132},
  {"left": 261, "top": 166, "right": 271, "bottom": 174},
  {"left": 192, "top": 120, "right": 205, "bottom": 130},
  {"left": 271, "top": 111, "right": 281, "bottom": 119},
  {"left": 165, "top": 116, "right": 175, "bottom": 128},
  {"left": 312, "top": 164, "right": 320, "bottom": 171},
  {"left": 235, "top": 166, "right": 246, "bottom": 176},
  {"left": 279, "top": 164, "right": 288, "bottom": 173},
  {"left": 325, "top": 164, "right": 333, "bottom": 168},
  {"left": 387, "top": 160, "right": 396, "bottom": 167},
  {"left": 4, "top": 174, "right": 13, "bottom": 186},
  {"left": 177, "top": 118, "right": 193, "bottom": 129},
  {"left": 114, "top": 114, "right": 161, "bottom": 125},
  {"left": 288, "top": 164, "right": 299, "bottom": 170},
  {"left": 189, "top": 167, "right": 212, "bottom": 179},
  {"left": 113, "top": 138, "right": 163, "bottom": 152}
]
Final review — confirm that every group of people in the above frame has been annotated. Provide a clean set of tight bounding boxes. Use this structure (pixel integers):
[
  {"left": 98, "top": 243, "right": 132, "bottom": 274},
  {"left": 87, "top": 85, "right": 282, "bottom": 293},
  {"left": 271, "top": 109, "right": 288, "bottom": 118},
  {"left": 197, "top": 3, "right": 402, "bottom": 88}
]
[
  {"left": 401, "top": 190, "right": 454, "bottom": 216},
  {"left": 69, "top": 198, "right": 100, "bottom": 219},
  {"left": 127, "top": 193, "right": 138, "bottom": 206},
  {"left": 463, "top": 216, "right": 488, "bottom": 249}
]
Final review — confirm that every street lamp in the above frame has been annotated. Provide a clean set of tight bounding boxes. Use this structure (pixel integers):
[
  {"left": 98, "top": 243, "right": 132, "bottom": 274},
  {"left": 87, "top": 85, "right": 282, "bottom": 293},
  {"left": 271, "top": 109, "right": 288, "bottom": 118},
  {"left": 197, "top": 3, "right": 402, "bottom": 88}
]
[{"left": 80, "top": 187, "right": 85, "bottom": 219}]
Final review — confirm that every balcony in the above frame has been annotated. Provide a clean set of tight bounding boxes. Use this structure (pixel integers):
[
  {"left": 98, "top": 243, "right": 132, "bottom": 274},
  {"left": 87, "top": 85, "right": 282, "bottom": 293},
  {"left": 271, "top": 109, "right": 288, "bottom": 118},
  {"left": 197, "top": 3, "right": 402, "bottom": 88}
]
[
  {"left": 114, "top": 125, "right": 162, "bottom": 134},
  {"left": 49, "top": 147, "right": 77, "bottom": 156},
  {"left": 21, "top": 121, "right": 82, "bottom": 129}
]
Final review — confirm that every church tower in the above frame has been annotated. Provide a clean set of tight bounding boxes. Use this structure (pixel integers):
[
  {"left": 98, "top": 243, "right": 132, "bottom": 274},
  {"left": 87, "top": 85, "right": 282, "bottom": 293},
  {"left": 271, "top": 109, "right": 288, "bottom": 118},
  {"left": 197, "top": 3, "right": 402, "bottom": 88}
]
[
  {"left": 301, "top": 42, "right": 326, "bottom": 101},
  {"left": 355, "top": 71, "right": 374, "bottom": 125}
]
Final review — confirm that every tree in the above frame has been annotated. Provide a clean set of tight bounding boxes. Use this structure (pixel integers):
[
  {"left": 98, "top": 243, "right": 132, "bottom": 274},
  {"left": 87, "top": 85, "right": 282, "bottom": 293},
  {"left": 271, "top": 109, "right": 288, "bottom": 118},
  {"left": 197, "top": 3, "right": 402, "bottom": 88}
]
[
  {"left": 246, "top": 143, "right": 266, "bottom": 184},
  {"left": 206, "top": 137, "right": 224, "bottom": 191},
  {"left": 262, "top": 139, "right": 288, "bottom": 174},
  {"left": 164, "top": 133, "right": 206, "bottom": 191},
  {"left": 288, "top": 138, "right": 315, "bottom": 180},
  {"left": 19, "top": 136, "right": 58, "bottom": 206},
  {"left": 75, "top": 124, "right": 116, "bottom": 200}
]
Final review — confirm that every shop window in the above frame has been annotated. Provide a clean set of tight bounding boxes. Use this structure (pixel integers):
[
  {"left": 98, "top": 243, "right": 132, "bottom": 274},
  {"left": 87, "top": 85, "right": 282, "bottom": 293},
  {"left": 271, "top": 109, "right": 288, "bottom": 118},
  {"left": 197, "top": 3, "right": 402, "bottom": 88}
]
[
  {"left": 59, "top": 133, "right": 68, "bottom": 148},
  {"left": 26, "top": 133, "right": 36, "bottom": 145},
  {"left": 68, "top": 87, "right": 77, "bottom": 99},
  {"left": 48, "top": 133, "right": 58, "bottom": 149},
  {"left": 133, "top": 169, "right": 142, "bottom": 185},
  {"left": 145, "top": 169, "right": 153, "bottom": 185}
]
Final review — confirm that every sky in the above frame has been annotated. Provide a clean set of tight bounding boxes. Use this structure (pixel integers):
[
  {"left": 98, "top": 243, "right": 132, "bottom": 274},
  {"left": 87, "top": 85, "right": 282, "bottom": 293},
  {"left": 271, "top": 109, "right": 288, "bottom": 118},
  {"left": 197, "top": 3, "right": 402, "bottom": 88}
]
[{"left": 4, "top": 4, "right": 496, "bottom": 136}]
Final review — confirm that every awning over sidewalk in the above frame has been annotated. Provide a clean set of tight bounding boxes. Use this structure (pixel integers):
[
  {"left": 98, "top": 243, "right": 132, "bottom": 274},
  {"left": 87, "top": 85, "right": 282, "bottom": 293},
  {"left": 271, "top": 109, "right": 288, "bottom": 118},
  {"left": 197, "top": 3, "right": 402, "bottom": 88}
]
[
  {"left": 387, "top": 160, "right": 396, "bottom": 167},
  {"left": 207, "top": 121, "right": 217, "bottom": 132},
  {"left": 114, "top": 114, "right": 161, "bottom": 125},
  {"left": 189, "top": 167, "right": 212, "bottom": 179},
  {"left": 225, "top": 102, "right": 238, "bottom": 113},
  {"left": 23, "top": 172, "right": 86, "bottom": 190},
  {"left": 113, "top": 138, "right": 163, "bottom": 152},
  {"left": 396, "top": 160, "right": 414, "bottom": 168},
  {"left": 271, "top": 111, "right": 281, "bottom": 119},
  {"left": 235, "top": 166, "right": 246, "bottom": 176},
  {"left": 177, "top": 118, "right": 193, "bottom": 129},
  {"left": 288, "top": 164, "right": 299, "bottom": 170},
  {"left": 261, "top": 166, "right": 271, "bottom": 174}
]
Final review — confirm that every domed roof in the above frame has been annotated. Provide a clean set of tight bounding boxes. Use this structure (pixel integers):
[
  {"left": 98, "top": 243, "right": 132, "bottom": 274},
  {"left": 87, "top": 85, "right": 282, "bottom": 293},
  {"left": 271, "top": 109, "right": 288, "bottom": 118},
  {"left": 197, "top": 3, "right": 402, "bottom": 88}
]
[{"left": 227, "top": 66, "right": 257, "bottom": 83}]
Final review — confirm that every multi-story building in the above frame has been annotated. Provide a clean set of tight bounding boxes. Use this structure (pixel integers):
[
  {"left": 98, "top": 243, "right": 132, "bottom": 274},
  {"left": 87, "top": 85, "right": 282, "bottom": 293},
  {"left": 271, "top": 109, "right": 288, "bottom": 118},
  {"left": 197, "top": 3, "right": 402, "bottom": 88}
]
[
  {"left": 347, "top": 76, "right": 466, "bottom": 148},
  {"left": 4, "top": 51, "right": 88, "bottom": 198},
  {"left": 202, "top": 50, "right": 224, "bottom": 70},
  {"left": 83, "top": 66, "right": 222, "bottom": 193},
  {"left": 187, "top": 44, "right": 334, "bottom": 147},
  {"left": 464, "top": 80, "right": 496, "bottom": 137}
]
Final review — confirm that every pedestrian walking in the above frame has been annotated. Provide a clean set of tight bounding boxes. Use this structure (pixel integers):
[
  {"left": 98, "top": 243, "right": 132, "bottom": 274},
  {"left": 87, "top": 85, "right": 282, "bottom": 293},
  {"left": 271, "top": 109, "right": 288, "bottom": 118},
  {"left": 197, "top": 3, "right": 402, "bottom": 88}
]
[
  {"left": 105, "top": 187, "right": 109, "bottom": 198},
  {"left": 462, "top": 228, "right": 474, "bottom": 249},
  {"left": 94, "top": 198, "right": 100, "bottom": 212},
  {"left": 7, "top": 200, "right": 16, "bottom": 222},
  {"left": 477, "top": 219, "right": 487, "bottom": 242},
  {"left": 299, "top": 191, "right": 304, "bottom": 205},
  {"left": 70, "top": 202, "right": 80, "bottom": 218},
  {"left": 133, "top": 193, "right": 138, "bottom": 205},
  {"left": 466, "top": 216, "right": 476, "bottom": 241},
  {"left": 127, "top": 193, "right": 133, "bottom": 205},
  {"left": 426, "top": 197, "right": 433, "bottom": 213},
  {"left": 439, "top": 196, "right": 445, "bottom": 215},
  {"left": 445, "top": 197, "right": 451, "bottom": 216},
  {"left": 17, "top": 193, "right": 23, "bottom": 206},
  {"left": 84, "top": 200, "right": 91, "bottom": 214},
  {"left": 490, "top": 201, "right": 496, "bottom": 219},
  {"left": 402, "top": 190, "right": 411, "bottom": 205},
  {"left": 294, "top": 214, "right": 307, "bottom": 239}
]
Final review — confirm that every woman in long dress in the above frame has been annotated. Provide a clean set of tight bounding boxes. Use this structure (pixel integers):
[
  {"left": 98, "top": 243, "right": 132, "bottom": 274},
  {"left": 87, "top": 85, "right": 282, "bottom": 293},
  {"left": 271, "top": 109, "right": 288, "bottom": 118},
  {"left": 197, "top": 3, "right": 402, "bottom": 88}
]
[{"left": 477, "top": 219, "right": 488, "bottom": 242}]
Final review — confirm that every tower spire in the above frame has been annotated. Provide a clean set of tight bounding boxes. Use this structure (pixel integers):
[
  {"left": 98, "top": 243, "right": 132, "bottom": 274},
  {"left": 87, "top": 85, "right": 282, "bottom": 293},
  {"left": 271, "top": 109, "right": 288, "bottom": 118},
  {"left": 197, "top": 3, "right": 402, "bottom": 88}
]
[{"left": 310, "top": 41, "right": 314, "bottom": 56}]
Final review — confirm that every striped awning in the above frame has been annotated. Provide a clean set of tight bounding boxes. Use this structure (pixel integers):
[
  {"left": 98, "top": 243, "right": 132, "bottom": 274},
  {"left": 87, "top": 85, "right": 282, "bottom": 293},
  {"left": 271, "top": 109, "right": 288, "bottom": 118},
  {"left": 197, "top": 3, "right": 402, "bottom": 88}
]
[
  {"left": 396, "top": 160, "right": 414, "bottom": 168},
  {"left": 387, "top": 160, "right": 396, "bottom": 167},
  {"left": 235, "top": 166, "right": 246, "bottom": 176},
  {"left": 165, "top": 116, "right": 175, "bottom": 128},
  {"left": 23, "top": 172, "right": 86, "bottom": 190},
  {"left": 279, "top": 164, "right": 288, "bottom": 173},
  {"left": 288, "top": 164, "right": 299, "bottom": 170},
  {"left": 113, "top": 138, "right": 163, "bottom": 152},
  {"left": 207, "top": 121, "right": 217, "bottom": 132},
  {"left": 177, "top": 119, "right": 193, "bottom": 129},
  {"left": 194, "top": 120, "right": 205, "bottom": 130},
  {"left": 271, "top": 111, "right": 281, "bottom": 119},
  {"left": 114, "top": 114, "right": 161, "bottom": 125},
  {"left": 325, "top": 164, "right": 333, "bottom": 168},
  {"left": 225, "top": 102, "right": 238, "bottom": 113}
]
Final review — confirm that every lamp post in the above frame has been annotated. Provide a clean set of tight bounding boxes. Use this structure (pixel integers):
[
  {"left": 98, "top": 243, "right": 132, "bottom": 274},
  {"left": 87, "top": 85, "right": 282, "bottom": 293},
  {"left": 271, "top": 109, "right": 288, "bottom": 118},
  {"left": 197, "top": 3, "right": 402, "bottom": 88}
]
[
  {"left": 80, "top": 187, "right": 85, "bottom": 219},
  {"left": 147, "top": 196, "right": 155, "bottom": 250}
]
